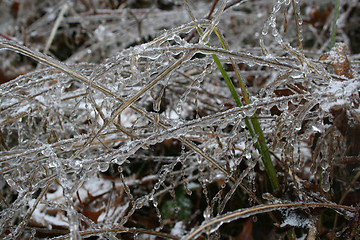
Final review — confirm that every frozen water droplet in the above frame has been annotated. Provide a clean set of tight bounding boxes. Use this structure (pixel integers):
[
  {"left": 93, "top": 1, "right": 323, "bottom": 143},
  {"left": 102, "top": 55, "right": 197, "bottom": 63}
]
[
  {"left": 72, "top": 160, "right": 83, "bottom": 170},
  {"left": 321, "top": 171, "right": 330, "bottom": 192},
  {"left": 219, "top": 121, "right": 228, "bottom": 129},
  {"left": 291, "top": 96, "right": 302, "bottom": 104},
  {"left": 247, "top": 61, "right": 255, "bottom": 67},
  {"left": 293, "top": 121, "right": 302, "bottom": 131},
  {"left": 98, "top": 162, "right": 109, "bottom": 172},
  {"left": 273, "top": 3, "right": 281, "bottom": 13},
  {"left": 278, "top": 101, "right": 288, "bottom": 111},
  {"left": 42, "top": 147, "right": 55, "bottom": 157},
  {"left": 312, "top": 125, "right": 322, "bottom": 133},
  {"left": 4, "top": 175, "right": 17, "bottom": 189},
  {"left": 320, "top": 158, "right": 329, "bottom": 170},
  {"left": 258, "top": 160, "right": 265, "bottom": 171},
  {"left": 262, "top": 26, "right": 269, "bottom": 36},
  {"left": 244, "top": 107, "right": 256, "bottom": 117},
  {"left": 185, "top": 185, "right": 192, "bottom": 196},
  {"left": 48, "top": 159, "right": 58, "bottom": 168},
  {"left": 298, "top": 17, "right": 303, "bottom": 26},
  {"left": 272, "top": 28, "right": 279, "bottom": 37},
  {"left": 176, "top": 100, "right": 183, "bottom": 115},
  {"left": 269, "top": 16, "right": 277, "bottom": 28},
  {"left": 148, "top": 194, "right": 154, "bottom": 201},
  {"left": 203, "top": 206, "right": 211, "bottom": 220},
  {"left": 154, "top": 181, "right": 161, "bottom": 190},
  {"left": 198, "top": 163, "right": 205, "bottom": 172},
  {"left": 240, "top": 119, "right": 246, "bottom": 129}
]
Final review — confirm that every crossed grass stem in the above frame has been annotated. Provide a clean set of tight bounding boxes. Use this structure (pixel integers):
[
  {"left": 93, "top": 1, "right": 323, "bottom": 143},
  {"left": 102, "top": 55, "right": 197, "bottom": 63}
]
[
  {"left": 0, "top": 12, "right": 284, "bottom": 234},
  {"left": 0, "top": 37, "right": 261, "bottom": 202}
]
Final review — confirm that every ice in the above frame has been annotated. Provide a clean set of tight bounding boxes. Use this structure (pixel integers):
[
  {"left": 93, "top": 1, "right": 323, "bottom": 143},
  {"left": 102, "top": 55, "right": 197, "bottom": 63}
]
[
  {"left": 171, "top": 221, "right": 186, "bottom": 237},
  {"left": 262, "top": 26, "right": 269, "bottom": 36},
  {"left": 94, "top": 25, "right": 116, "bottom": 42},
  {"left": 280, "top": 210, "right": 311, "bottom": 228},
  {"left": 1, "top": 0, "right": 358, "bottom": 239},
  {"left": 278, "top": 100, "right": 288, "bottom": 111},
  {"left": 41, "top": 145, "right": 56, "bottom": 158},
  {"left": 4, "top": 175, "right": 18, "bottom": 190},
  {"left": 318, "top": 79, "right": 360, "bottom": 112},
  {"left": 321, "top": 170, "right": 331, "bottom": 193},
  {"left": 272, "top": 3, "right": 282, "bottom": 13},
  {"left": 31, "top": 206, "right": 68, "bottom": 228},
  {"left": 67, "top": 206, "right": 81, "bottom": 240},
  {"left": 311, "top": 125, "right": 321, "bottom": 133},
  {"left": 200, "top": 0, "right": 226, "bottom": 44},
  {"left": 98, "top": 162, "right": 110, "bottom": 172},
  {"left": 272, "top": 27, "right": 279, "bottom": 37}
]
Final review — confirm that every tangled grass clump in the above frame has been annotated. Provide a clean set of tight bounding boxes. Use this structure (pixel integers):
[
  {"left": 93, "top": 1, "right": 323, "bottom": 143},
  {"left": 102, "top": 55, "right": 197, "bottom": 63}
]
[{"left": 0, "top": 0, "right": 359, "bottom": 239}]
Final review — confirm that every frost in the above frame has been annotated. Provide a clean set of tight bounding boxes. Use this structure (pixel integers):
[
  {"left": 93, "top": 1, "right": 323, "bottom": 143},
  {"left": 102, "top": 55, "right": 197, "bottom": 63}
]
[
  {"left": 31, "top": 207, "right": 68, "bottom": 228},
  {"left": 94, "top": 25, "right": 115, "bottom": 42},
  {"left": 280, "top": 210, "right": 311, "bottom": 228},
  {"left": 171, "top": 221, "right": 186, "bottom": 237},
  {"left": 311, "top": 125, "right": 321, "bottom": 133},
  {"left": 318, "top": 78, "right": 360, "bottom": 112}
]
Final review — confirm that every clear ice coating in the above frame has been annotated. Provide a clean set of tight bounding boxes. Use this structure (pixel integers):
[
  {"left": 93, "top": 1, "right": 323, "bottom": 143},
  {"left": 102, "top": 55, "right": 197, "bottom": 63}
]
[{"left": 0, "top": 0, "right": 358, "bottom": 239}]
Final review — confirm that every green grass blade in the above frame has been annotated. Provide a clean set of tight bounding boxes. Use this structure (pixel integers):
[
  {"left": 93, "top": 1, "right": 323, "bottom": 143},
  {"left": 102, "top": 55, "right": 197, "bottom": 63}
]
[
  {"left": 213, "top": 28, "right": 279, "bottom": 189},
  {"left": 213, "top": 53, "right": 279, "bottom": 189},
  {"left": 183, "top": 0, "right": 278, "bottom": 189}
]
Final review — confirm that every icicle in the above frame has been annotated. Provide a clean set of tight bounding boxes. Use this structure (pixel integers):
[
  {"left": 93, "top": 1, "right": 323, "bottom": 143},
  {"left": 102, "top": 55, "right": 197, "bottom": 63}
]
[
  {"left": 154, "top": 198, "right": 164, "bottom": 230},
  {"left": 321, "top": 170, "right": 330, "bottom": 193}
]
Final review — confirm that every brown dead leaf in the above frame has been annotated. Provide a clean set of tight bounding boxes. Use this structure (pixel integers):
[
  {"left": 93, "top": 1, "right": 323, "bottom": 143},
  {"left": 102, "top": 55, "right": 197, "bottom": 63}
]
[
  {"left": 77, "top": 191, "right": 106, "bottom": 224},
  {"left": 304, "top": 5, "right": 332, "bottom": 28},
  {"left": 320, "top": 43, "right": 355, "bottom": 79},
  {"left": 234, "top": 218, "right": 254, "bottom": 240}
]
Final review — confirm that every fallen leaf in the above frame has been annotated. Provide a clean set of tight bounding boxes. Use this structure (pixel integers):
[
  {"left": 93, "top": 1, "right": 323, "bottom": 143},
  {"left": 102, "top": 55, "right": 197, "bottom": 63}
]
[
  {"left": 234, "top": 218, "right": 254, "bottom": 240},
  {"left": 320, "top": 43, "right": 355, "bottom": 79}
]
